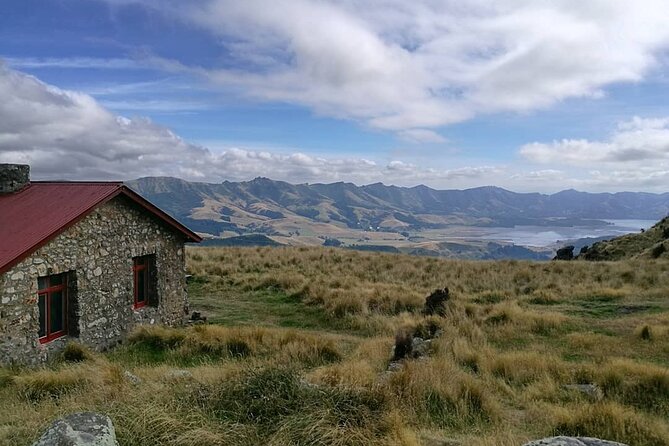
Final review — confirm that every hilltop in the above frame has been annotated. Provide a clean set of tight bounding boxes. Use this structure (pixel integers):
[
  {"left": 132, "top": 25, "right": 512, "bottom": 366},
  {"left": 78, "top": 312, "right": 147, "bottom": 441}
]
[
  {"left": 127, "top": 177, "right": 669, "bottom": 234},
  {"left": 579, "top": 217, "right": 669, "bottom": 261},
  {"left": 125, "top": 177, "right": 669, "bottom": 259}
]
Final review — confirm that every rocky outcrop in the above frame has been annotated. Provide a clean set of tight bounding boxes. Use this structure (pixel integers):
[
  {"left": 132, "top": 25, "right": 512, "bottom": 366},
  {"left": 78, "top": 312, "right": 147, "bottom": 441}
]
[
  {"left": 32, "top": 412, "right": 119, "bottom": 446},
  {"left": 523, "top": 437, "right": 628, "bottom": 446},
  {"left": 423, "top": 287, "right": 450, "bottom": 316},
  {"left": 553, "top": 246, "right": 574, "bottom": 261}
]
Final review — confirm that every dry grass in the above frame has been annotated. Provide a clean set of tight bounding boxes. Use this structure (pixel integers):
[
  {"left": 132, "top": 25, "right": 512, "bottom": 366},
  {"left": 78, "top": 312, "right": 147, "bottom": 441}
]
[{"left": 1, "top": 246, "right": 669, "bottom": 445}]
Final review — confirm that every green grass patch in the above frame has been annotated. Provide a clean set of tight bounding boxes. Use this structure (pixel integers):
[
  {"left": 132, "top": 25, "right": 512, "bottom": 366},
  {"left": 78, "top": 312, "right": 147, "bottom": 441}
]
[{"left": 188, "top": 278, "right": 344, "bottom": 332}]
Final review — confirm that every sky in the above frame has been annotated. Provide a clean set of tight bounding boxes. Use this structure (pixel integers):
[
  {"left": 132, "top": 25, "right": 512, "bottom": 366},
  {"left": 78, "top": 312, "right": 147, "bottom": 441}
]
[{"left": 1, "top": 0, "right": 669, "bottom": 193}]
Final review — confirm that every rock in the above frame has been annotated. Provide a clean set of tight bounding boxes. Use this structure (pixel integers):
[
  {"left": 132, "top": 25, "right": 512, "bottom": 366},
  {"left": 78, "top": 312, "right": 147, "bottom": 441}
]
[
  {"left": 411, "top": 337, "right": 432, "bottom": 358},
  {"left": 386, "top": 361, "right": 403, "bottom": 372},
  {"left": 553, "top": 246, "right": 575, "bottom": 261},
  {"left": 32, "top": 412, "right": 119, "bottom": 446},
  {"left": 562, "top": 383, "right": 603, "bottom": 401},
  {"left": 123, "top": 370, "right": 141, "bottom": 385},
  {"left": 523, "top": 437, "right": 628, "bottom": 446},
  {"left": 423, "top": 287, "right": 450, "bottom": 316},
  {"left": 188, "top": 311, "right": 207, "bottom": 325}
]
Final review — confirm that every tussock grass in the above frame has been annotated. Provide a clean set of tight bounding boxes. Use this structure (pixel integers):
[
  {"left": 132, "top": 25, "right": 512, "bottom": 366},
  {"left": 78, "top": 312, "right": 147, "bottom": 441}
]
[
  {"left": 551, "top": 402, "right": 669, "bottom": 446},
  {"left": 123, "top": 324, "right": 346, "bottom": 367},
  {"left": 2, "top": 246, "right": 669, "bottom": 445}
]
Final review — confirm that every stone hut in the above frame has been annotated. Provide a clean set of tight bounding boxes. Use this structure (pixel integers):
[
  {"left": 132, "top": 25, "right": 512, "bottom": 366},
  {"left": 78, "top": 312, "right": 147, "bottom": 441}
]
[{"left": 0, "top": 164, "right": 202, "bottom": 365}]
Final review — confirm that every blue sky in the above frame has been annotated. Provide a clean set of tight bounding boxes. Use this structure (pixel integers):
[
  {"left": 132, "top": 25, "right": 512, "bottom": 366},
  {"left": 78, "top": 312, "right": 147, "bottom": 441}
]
[{"left": 1, "top": 0, "right": 669, "bottom": 192}]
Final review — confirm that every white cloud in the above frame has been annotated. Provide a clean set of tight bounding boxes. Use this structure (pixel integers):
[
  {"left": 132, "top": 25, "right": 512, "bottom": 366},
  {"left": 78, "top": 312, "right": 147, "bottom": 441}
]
[
  {"left": 4, "top": 57, "right": 144, "bottom": 70},
  {"left": 3, "top": 63, "right": 668, "bottom": 192},
  {"left": 397, "top": 129, "right": 446, "bottom": 144},
  {"left": 0, "top": 63, "right": 497, "bottom": 187},
  {"left": 520, "top": 116, "right": 669, "bottom": 164},
  {"left": 102, "top": 0, "right": 669, "bottom": 137}
]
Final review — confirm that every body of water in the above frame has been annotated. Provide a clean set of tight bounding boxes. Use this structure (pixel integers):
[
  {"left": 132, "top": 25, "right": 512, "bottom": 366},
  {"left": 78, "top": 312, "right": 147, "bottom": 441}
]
[
  {"left": 475, "top": 219, "right": 657, "bottom": 247},
  {"left": 437, "top": 219, "right": 658, "bottom": 248}
]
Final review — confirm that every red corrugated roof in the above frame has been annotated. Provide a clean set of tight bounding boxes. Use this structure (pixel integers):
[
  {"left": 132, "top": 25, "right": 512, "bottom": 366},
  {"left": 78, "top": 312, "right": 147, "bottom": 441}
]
[{"left": 0, "top": 182, "right": 201, "bottom": 275}]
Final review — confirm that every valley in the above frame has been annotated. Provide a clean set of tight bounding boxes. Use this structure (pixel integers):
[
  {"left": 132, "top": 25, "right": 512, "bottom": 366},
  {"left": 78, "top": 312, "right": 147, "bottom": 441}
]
[{"left": 127, "top": 177, "right": 667, "bottom": 259}]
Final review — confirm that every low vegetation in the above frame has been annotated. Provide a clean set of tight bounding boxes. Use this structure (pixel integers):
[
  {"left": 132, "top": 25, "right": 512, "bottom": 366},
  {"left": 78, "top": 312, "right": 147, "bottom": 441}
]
[
  {"left": 579, "top": 216, "right": 669, "bottom": 261},
  {"left": 1, "top": 246, "right": 669, "bottom": 445}
]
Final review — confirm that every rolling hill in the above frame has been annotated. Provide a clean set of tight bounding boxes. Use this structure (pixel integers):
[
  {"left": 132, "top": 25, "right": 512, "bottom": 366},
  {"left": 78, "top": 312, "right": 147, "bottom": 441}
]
[
  {"left": 578, "top": 216, "right": 669, "bottom": 260},
  {"left": 126, "top": 176, "right": 669, "bottom": 234}
]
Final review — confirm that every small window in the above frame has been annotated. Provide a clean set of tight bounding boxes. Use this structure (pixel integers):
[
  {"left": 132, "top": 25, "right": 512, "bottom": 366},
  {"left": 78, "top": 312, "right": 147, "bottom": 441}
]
[
  {"left": 37, "top": 272, "right": 68, "bottom": 343},
  {"left": 133, "top": 255, "right": 157, "bottom": 308}
]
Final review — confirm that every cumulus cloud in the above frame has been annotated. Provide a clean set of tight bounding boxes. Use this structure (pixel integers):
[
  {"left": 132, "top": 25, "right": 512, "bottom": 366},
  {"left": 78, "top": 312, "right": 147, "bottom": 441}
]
[
  {"left": 4, "top": 62, "right": 668, "bottom": 192},
  {"left": 0, "top": 63, "right": 496, "bottom": 187},
  {"left": 519, "top": 117, "right": 669, "bottom": 165},
  {"left": 103, "top": 0, "right": 669, "bottom": 136}
]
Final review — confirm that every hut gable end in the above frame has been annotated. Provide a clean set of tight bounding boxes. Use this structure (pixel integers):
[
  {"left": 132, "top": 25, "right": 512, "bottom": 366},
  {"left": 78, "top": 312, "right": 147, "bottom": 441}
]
[{"left": 0, "top": 165, "right": 201, "bottom": 365}]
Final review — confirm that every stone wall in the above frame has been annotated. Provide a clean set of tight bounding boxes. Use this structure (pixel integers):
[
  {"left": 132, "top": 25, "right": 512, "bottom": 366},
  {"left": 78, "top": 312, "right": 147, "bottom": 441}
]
[
  {"left": 0, "top": 195, "right": 188, "bottom": 365},
  {"left": 0, "top": 164, "right": 29, "bottom": 194}
]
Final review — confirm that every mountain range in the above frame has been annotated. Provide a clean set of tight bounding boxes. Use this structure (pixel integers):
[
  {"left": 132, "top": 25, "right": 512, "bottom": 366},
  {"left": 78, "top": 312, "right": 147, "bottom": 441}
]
[{"left": 127, "top": 177, "right": 669, "bottom": 230}]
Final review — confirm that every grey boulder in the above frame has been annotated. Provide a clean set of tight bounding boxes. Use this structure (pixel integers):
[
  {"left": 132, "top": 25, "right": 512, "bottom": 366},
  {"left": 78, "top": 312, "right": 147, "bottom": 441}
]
[
  {"left": 32, "top": 412, "right": 119, "bottom": 446},
  {"left": 523, "top": 437, "right": 628, "bottom": 446}
]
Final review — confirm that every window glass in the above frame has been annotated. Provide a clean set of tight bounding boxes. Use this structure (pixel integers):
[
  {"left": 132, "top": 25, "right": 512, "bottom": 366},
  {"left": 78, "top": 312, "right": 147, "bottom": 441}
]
[
  {"left": 50, "top": 290, "right": 64, "bottom": 333},
  {"left": 38, "top": 293, "right": 46, "bottom": 338},
  {"left": 38, "top": 276, "right": 47, "bottom": 290},
  {"left": 50, "top": 275, "right": 63, "bottom": 286},
  {"left": 137, "top": 270, "right": 146, "bottom": 303}
]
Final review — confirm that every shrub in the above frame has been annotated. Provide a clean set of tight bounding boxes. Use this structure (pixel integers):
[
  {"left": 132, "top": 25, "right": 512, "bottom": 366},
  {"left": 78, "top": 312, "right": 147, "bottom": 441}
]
[
  {"left": 597, "top": 360, "right": 669, "bottom": 415},
  {"left": 14, "top": 367, "right": 88, "bottom": 402},
  {"left": 552, "top": 402, "right": 669, "bottom": 446},
  {"left": 128, "top": 325, "right": 186, "bottom": 350},
  {"left": 61, "top": 342, "right": 94, "bottom": 362},
  {"left": 651, "top": 243, "right": 666, "bottom": 259},
  {"left": 0, "top": 368, "right": 14, "bottom": 388},
  {"left": 392, "top": 329, "right": 413, "bottom": 361}
]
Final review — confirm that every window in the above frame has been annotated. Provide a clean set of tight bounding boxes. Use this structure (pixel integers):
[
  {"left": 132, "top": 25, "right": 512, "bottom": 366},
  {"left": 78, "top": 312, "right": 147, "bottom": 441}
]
[
  {"left": 133, "top": 255, "right": 157, "bottom": 308},
  {"left": 38, "top": 273, "right": 68, "bottom": 343}
]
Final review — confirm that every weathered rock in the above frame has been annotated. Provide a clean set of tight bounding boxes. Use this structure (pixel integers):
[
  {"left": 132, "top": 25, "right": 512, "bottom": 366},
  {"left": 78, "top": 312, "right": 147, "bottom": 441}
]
[
  {"left": 423, "top": 287, "right": 450, "bottom": 316},
  {"left": 0, "top": 163, "right": 30, "bottom": 194},
  {"left": 32, "top": 412, "right": 119, "bottom": 446},
  {"left": 123, "top": 370, "right": 142, "bottom": 385},
  {"left": 188, "top": 311, "right": 207, "bottom": 325},
  {"left": 562, "top": 383, "right": 603, "bottom": 401},
  {"left": 386, "top": 361, "right": 403, "bottom": 372},
  {"left": 553, "top": 246, "right": 575, "bottom": 261},
  {"left": 411, "top": 337, "right": 432, "bottom": 358},
  {"left": 523, "top": 437, "right": 628, "bottom": 446}
]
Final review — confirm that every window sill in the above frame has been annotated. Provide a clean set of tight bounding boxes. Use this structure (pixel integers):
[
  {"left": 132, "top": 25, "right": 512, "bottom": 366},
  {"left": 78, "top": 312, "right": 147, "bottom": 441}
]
[{"left": 39, "top": 332, "right": 67, "bottom": 344}]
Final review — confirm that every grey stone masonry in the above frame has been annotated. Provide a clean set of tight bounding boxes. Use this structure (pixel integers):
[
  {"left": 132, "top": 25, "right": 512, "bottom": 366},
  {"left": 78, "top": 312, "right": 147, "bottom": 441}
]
[
  {"left": 0, "top": 195, "right": 189, "bottom": 365},
  {"left": 0, "top": 164, "right": 30, "bottom": 194}
]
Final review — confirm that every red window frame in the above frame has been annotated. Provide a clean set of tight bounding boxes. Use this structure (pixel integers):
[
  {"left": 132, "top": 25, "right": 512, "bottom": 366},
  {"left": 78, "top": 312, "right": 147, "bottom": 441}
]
[
  {"left": 133, "top": 256, "right": 150, "bottom": 309},
  {"left": 38, "top": 274, "right": 68, "bottom": 344}
]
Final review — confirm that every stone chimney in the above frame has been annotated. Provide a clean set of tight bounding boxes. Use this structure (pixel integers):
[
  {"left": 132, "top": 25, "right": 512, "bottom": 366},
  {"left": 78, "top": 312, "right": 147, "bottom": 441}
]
[{"left": 0, "top": 164, "right": 30, "bottom": 194}]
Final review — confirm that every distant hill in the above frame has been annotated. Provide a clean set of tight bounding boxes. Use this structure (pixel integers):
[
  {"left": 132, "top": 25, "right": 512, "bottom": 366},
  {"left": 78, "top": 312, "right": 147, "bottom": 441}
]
[
  {"left": 198, "top": 234, "right": 281, "bottom": 247},
  {"left": 578, "top": 217, "right": 669, "bottom": 260},
  {"left": 125, "top": 176, "right": 668, "bottom": 260},
  {"left": 126, "top": 176, "right": 669, "bottom": 233}
]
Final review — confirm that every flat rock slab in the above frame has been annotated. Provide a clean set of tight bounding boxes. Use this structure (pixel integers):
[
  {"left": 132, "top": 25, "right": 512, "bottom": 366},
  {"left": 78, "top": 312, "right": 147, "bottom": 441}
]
[
  {"left": 32, "top": 412, "right": 119, "bottom": 446},
  {"left": 523, "top": 437, "right": 628, "bottom": 446}
]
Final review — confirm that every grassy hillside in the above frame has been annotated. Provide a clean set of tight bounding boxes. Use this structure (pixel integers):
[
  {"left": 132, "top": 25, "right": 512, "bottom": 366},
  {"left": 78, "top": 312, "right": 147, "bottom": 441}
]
[
  {"left": 1, "top": 247, "right": 669, "bottom": 445},
  {"left": 580, "top": 216, "right": 669, "bottom": 261}
]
